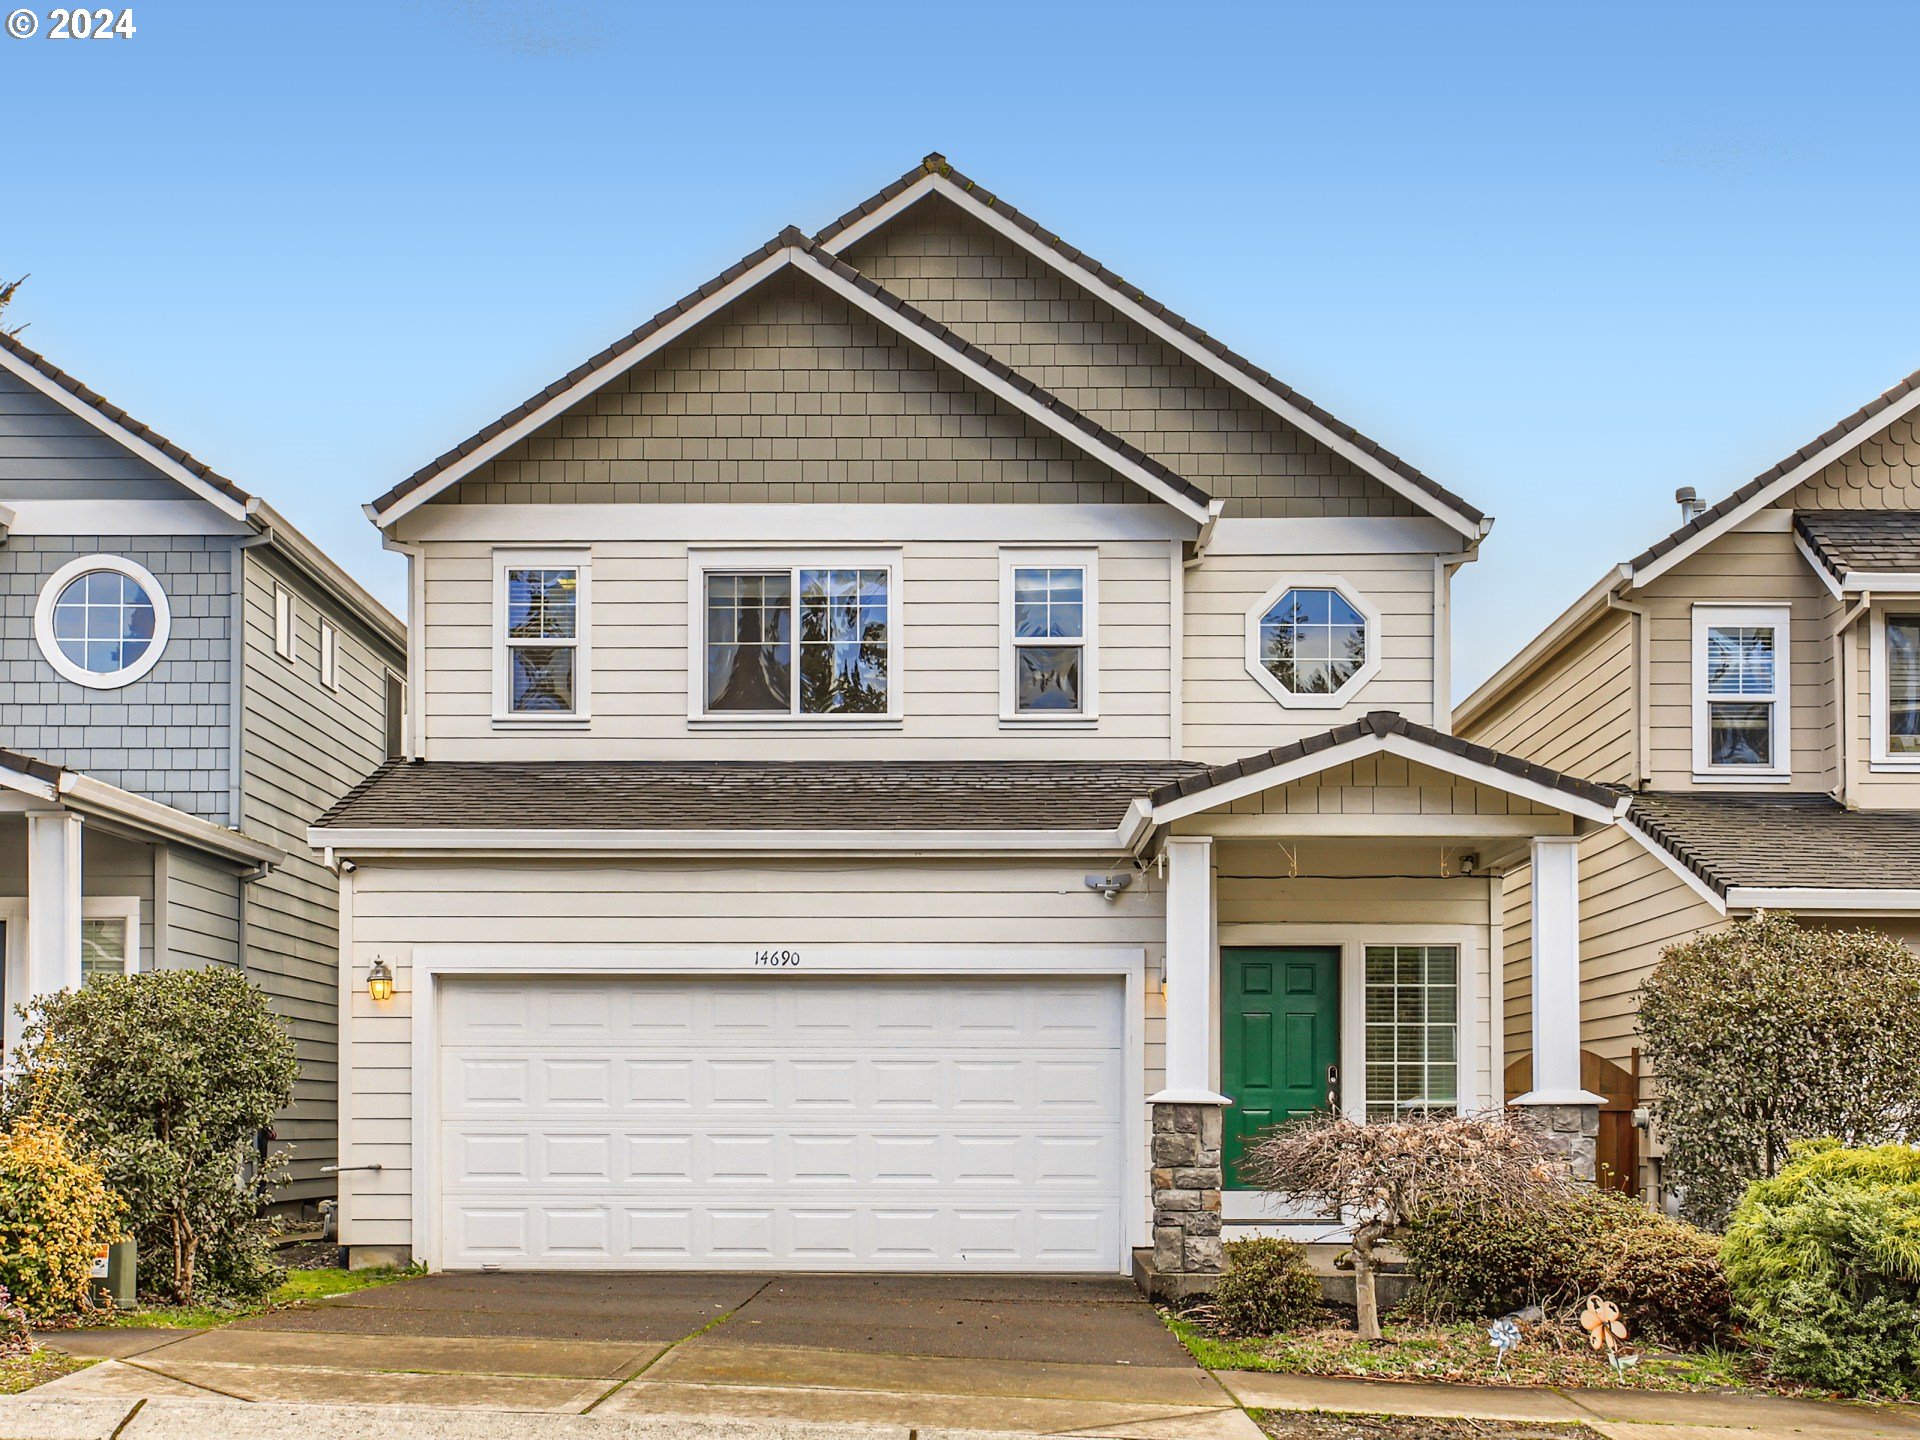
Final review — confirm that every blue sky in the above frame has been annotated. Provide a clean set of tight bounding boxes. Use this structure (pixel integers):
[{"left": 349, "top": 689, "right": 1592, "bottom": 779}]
[{"left": 6, "top": 1, "right": 1918, "bottom": 696}]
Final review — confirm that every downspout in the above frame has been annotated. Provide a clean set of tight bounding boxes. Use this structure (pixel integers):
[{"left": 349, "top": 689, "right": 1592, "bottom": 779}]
[
  {"left": 230, "top": 534, "right": 273, "bottom": 975},
  {"left": 1434, "top": 555, "right": 1472, "bottom": 733},
  {"left": 383, "top": 536, "right": 425, "bottom": 761},
  {"left": 1833, "top": 592, "right": 1872, "bottom": 808},
  {"left": 1606, "top": 591, "right": 1651, "bottom": 789}
]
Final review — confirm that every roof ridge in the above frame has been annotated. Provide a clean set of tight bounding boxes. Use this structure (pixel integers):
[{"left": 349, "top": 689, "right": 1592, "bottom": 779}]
[
  {"left": 813, "top": 155, "right": 1485, "bottom": 528},
  {"left": 371, "top": 226, "right": 1212, "bottom": 515}
]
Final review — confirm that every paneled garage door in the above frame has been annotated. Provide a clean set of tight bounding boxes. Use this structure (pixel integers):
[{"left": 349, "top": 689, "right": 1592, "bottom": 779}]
[{"left": 435, "top": 974, "right": 1126, "bottom": 1271}]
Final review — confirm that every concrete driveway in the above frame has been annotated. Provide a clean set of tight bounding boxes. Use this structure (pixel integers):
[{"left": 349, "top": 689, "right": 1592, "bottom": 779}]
[{"left": 39, "top": 1272, "right": 1257, "bottom": 1437}]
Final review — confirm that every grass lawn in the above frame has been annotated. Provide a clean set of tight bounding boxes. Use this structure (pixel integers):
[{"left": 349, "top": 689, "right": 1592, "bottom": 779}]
[
  {"left": 91, "top": 1265, "right": 420, "bottom": 1330},
  {"left": 1254, "top": 1412, "right": 1594, "bottom": 1439},
  {"left": 1165, "top": 1313, "right": 1765, "bottom": 1393},
  {"left": 0, "top": 1351, "right": 96, "bottom": 1394}
]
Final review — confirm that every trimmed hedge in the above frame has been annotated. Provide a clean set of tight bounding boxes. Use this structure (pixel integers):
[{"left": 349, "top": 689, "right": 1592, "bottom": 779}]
[
  {"left": 1724, "top": 1141, "right": 1920, "bottom": 1396},
  {"left": 1404, "top": 1185, "right": 1730, "bottom": 1348},
  {"left": 0, "top": 1120, "right": 123, "bottom": 1321},
  {"left": 1214, "top": 1236, "right": 1321, "bottom": 1336}
]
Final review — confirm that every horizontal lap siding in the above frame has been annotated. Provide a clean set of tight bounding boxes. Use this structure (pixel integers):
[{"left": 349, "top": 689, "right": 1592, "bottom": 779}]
[
  {"left": 340, "top": 858, "right": 1167, "bottom": 1252},
  {"left": 423, "top": 539, "right": 1171, "bottom": 760},
  {"left": 164, "top": 848, "right": 239, "bottom": 968},
  {"left": 241, "top": 551, "right": 402, "bottom": 1200},
  {"left": 1183, "top": 551, "right": 1438, "bottom": 762},
  {"left": 1461, "top": 613, "right": 1634, "bottom": 786}
]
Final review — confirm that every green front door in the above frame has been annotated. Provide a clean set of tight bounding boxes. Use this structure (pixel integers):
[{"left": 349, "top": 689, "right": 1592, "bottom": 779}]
[{"left": 1221, "top": 947, "right": 1340, "bottom": 1190}]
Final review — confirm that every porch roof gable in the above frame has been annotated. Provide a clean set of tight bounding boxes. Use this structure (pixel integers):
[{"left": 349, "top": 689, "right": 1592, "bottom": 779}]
[{"left": 1147, "top": 711, "right": 1627, "bottom": 826}]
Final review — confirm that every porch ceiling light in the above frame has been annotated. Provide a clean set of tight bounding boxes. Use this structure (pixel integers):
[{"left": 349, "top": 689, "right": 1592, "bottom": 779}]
[{"left": 367, "top": 958, "right": 395, "bottom": 1003}]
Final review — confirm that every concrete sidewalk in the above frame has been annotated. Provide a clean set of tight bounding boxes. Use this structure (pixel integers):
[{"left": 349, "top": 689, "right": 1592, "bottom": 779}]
[{"left": 1217, "top": 1369, "right": 1920, "bottom": 1437}]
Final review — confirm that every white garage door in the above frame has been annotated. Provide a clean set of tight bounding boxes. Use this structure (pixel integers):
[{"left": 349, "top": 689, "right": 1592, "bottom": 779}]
[{"left": 435, "top": 974, "right": 1126, "bottom": 1271}]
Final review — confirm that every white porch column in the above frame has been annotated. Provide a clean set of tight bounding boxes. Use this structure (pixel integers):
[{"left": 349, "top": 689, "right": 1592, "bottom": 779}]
[
  {"left": 1150, "top": 834, "right": 1229, "bottom": 1105},
  {"left": 21, "top": 811, "right": 83, "bottom": 1043},
  {"left": 1513, "top": 833, "right": 1602, "bottom": 1108}
]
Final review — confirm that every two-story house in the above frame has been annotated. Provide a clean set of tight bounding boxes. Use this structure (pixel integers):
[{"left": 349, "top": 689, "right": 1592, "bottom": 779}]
[
  {"left": 312, "top": 156, "right": 1625, "bottom": 1286},
  {"left": 0, "top": 332, "right": 408, "bottom": 1208},
  {"left": 1456, "top": 368, "right": 1920, "bottom": 1197}
]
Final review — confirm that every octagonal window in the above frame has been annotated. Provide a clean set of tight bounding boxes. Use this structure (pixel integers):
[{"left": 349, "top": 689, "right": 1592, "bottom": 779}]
[{"left": 1245, "top": 577, "right": 1380, "bottom": 708}]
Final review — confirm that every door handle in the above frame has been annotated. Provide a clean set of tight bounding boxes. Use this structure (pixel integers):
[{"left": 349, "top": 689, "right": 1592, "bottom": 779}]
[{"left": 1326, "top": 1063, "right": 1340, "bottom": 1112}]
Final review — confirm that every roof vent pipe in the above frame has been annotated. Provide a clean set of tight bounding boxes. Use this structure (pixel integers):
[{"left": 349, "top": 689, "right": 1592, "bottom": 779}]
[{"left": 1675, "top": 486, "right": 1706, "bottom": 524}]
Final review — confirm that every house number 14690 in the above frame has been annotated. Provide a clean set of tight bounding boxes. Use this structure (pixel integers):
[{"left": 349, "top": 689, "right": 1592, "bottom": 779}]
[{"left": 753, "top": 949, "right": 801, "bottom": 967}]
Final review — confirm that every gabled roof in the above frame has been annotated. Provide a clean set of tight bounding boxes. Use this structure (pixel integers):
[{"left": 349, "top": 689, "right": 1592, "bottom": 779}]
[
  {"left": 0, "top": 332, "right": 405, "bottom": 650},
  {"left": 0, "top": 330, "right": 252, "bottom": 514},
  {"left": 1456, "top": 363, "right": 1920, "bottom": 731},
  {"left": 1629, "top": 365, "right": 1920, "bottom": 575},
  {"left": 815, "top": 155, "right": 1488, "bottom": 539},
  {"left": 1794, "top": 510, "right": 1920, "bottom": 585},
  {"left": 1626, "top": 790, "right": 1920, "bottom": 901},
  {"left": 368, "top": 227, "right": 1213, "bottom": 526},
  {"left": 1145, "top": 710, "right": 1624, "bottom": 823}
]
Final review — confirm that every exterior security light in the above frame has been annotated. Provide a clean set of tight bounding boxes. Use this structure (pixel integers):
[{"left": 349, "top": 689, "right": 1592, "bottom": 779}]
[
  {"left": 1084, "top": 873, "right": 1134, "bottom": 900},
  {"left": 367, "top": 958, "right": 395, "bottom": 1003}
]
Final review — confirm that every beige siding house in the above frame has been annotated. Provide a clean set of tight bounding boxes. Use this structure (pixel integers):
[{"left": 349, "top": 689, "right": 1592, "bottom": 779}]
[
  {"left": 314, "top": 157, "right": 1622, "bottom": 1286},
  {"left": 1457, "top": 370, "right": 1920, "bottom": 1197}
]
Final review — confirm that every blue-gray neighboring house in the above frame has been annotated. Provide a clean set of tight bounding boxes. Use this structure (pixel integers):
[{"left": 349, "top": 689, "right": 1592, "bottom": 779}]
[{"left": 0, "top": 331, "right": 406, "bottom": 1209}]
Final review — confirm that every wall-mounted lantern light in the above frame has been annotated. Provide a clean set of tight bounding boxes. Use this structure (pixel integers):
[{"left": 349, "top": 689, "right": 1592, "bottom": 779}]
[{"left": 367, "top": 958, "right": 394, "bottom": 1003}]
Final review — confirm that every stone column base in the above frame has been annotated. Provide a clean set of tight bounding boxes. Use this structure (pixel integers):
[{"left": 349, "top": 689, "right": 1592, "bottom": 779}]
[
  {"left": 1513, "top": 1101, "right": 1600, "bottom": 1182},
  {"left": 1140, "top": 1101, "right": 1225, "bottom": 1299}
]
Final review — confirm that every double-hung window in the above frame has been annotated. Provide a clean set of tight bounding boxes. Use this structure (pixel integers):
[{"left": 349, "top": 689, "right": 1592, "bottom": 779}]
[
  {"left": 693, "top": 551, "right": 901, "bottom": 721},
  {"left": 1871, "top": 610, "right": 1920, "bottom": 767},
  {"left": 80, "top": 899, "right": 139, "bottom": 985},
  {"left": 1000, "top": 549, "right": 1098, "bottom": 720},
  {"left": 1692, "top": 605, "right": 1790, "bottom": 779},
  {"left": 494, "top": 550, "right": 591, "bottom": 722}
]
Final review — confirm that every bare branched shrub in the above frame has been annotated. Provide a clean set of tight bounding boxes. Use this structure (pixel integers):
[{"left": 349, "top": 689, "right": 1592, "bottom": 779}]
[{"left": 1241, "top": 1109, "right": 1567, "bottom": 1341}]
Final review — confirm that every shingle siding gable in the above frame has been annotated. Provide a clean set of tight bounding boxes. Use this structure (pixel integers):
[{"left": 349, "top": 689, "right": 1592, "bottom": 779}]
[
  {"left": 842, "top": 196, "right": 1418, "bottom": 520},
  {"left": 436, "top": 270, "right": 1145, "bottom": 506}
]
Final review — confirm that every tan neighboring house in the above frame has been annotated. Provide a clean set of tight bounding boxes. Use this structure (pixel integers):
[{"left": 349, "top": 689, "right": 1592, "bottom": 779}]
[
  {"left": 1455, "top": 368, "right": 1920, "bottom": 1198},
  {"left": 312, "top": 156, "right": 1629, "bottom": 1288}
]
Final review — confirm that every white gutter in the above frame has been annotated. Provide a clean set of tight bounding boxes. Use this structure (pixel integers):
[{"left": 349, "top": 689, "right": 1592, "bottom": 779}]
[
  {"left": 58, "top": 774, "right": 282, "bottom": 868},
  {"left": 1727, "top": 886, "right": 1920, "bottom": 913},
  {"left": 307, "top": 824, "right": 1138, "bottom": 858}
]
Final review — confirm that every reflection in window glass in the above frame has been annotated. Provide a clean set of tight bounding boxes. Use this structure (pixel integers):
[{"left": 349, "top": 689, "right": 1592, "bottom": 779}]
[
  {"left": 1012, "top": 567, "right": 1084, "bottom": 712},
  {"left": 1259, "top": 588, "right": 1366, "bottom": 695},
  {"left": 1705, "top": 625, "right": 1776, "bottom": 766},
  {"left": 52, "top": 571, "right": 157, "bottom": 675},
  {"left": 1364, "top": 945, "right": 1458, "bottom": 1120},
  {"left": 81, "top": 918, "right": 129, "bottom": 985},
  {"left": 706, "top": 572, "right": 793, "bottom": 711},
  {"left": 798, "top": 569, "right": 889, "bottom": 715},
  {"left": 705, "top": 568, "right": 890, "bottom": 715},
  {"left": 1890, "top": 617, "right": 1920, "bottom": 756},
  {"left": 506, "top": 568, "right": 579, "bottom": 713}
]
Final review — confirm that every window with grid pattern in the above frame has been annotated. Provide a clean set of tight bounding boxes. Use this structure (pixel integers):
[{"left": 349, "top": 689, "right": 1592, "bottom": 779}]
[{"left": 1363, "top": 944, "right": 1459, "bottom": 1120}]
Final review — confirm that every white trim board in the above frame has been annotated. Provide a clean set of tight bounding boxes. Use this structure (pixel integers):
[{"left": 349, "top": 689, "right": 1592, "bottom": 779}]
[
  {"left": 394, "top": 503, "right": 1196, "bottom": 545},
  {"left": 1727, "top": 887, "right": 1920, "bottom": 912},
  {"left": 816, "top": 171, "right": 1485, "bottom": 541},
  {"left": 370, "top": 243, "right": 1210, "bottom": 528},
  {"left": 306, "top": 825, "right": 1142, "bottom": 857},
  {"left": 401, "top": 943, "right": 1149, "bottom": 1273},
  {"left": 0, "top": 500, "right": 251, "bottom": 537}
]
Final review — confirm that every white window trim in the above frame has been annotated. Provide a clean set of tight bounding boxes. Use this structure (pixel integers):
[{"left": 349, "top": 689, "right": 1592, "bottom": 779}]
[
  {"left": 1243, "top": 574, "right": 1384, "bottom": 710},
  {"left": 999, "top": 547, "right": 1099, "bottom": 724},
  {"left": 32, "top": 554, "right": 172, "bottom": 690},
  {"left": 492, "top": 548, "right": 592, "bottom": 726},
  {"left": 685, "top": 547, "right": 905, "bottom": 727},
  {"left": 318, "top": 618, "right": 340, "bottom": 692},
  {"left": 273, "top": 584, "right": 297, "bottom": 663},
  {"left": 1870, "top": 605, "right": 1920, "bottom": 770},
  {"left": 81, "top": 896, "right": 141, "bottom": 980},
  {"left": 1691, "top": 603, "right": 1792, "bottom": 782}
]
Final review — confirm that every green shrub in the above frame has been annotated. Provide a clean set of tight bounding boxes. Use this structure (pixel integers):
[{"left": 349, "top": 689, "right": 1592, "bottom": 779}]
[
  {"left": 0, "top": 1120, "right": 123, "bottom": 1321},
  {"left": 3, "top": 969, "right": 297, "bottom": 1306},
  {"left": 1638, "top": 913, "right": 1920, "bottom": 1227},
  {"left": 1213, "top": 1237, "right": 1321, "bottom": 1336},
  {"left": 1404, "top": 1186, "right": 1730, "bottom": 1348},
  {"left": 1724, "top": 1141, "right": 1920, "bottom": 1396}
]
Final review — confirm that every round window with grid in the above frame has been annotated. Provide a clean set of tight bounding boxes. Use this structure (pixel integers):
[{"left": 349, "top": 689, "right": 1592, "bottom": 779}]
[{"left": 33, "top": 555, "right": 172, "bottom": 690}]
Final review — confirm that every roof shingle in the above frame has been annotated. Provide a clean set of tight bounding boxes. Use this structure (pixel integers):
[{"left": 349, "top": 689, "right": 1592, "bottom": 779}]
[
  {"left": 1626, "top": 790, "right": 1920, "bottom": 895},
  {"left": 1793, "top": 510, "right": 1920, "bottom": 581}
]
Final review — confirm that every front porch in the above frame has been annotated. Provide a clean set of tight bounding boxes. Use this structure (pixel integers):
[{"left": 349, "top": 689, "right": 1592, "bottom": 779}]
[
  {"left": 0, "top": 748, "right": 281, "bottom": 1056},
  {"left": 1135, "top": 713, "right": 1625, "bottom": 1297}
]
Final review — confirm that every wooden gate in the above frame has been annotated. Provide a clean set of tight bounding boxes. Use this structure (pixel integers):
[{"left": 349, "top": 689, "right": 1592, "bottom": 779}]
[{"left": 1504, "top": 1050, "right": 1640, "bottom": 1195}]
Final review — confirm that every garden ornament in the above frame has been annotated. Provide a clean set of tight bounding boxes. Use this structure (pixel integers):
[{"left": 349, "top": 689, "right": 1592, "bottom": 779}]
[
  {"left": 1487, "top": 1317, "right": 1521, "bottom": 1373},
  {"left": 1580, "top": 1295, "right": 1630, "bottom": 1363}
]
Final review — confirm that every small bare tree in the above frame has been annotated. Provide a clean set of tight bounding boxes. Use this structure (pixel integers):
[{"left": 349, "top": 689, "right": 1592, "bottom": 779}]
[{"left": 1241, "top": 1110, "right": 1567, "bottom": 1341}]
